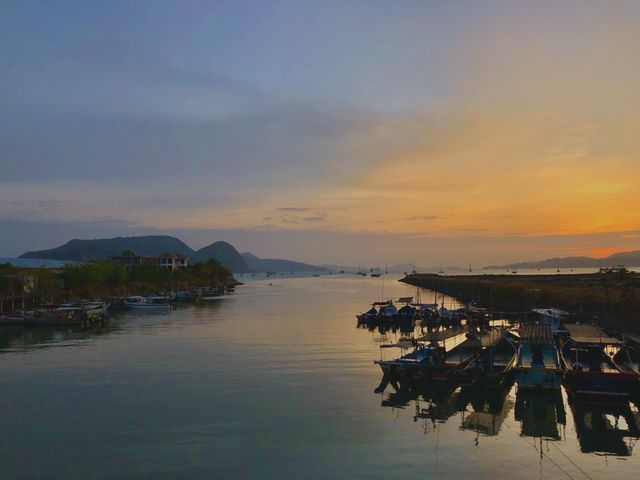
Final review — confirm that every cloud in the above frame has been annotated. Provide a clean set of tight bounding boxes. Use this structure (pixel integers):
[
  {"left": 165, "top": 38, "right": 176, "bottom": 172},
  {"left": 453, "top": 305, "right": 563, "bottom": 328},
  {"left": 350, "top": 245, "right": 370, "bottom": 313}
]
[
  {"left": 276, "top": 207, "right": 311, "bottom": 212},
  {"left": 404, "top": 215, "right": 441, "bottom": 221}
]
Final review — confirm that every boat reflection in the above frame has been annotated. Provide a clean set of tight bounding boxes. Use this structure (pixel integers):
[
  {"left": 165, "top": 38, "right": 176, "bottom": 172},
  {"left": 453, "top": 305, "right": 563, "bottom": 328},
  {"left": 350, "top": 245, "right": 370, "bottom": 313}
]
[
  {"left": 375, "top": 375, "right": 516, "bottom": 437},
  {"left": 458, "top": 381, "right": 515, "bottom": 436},
  {"left": 375, "top": 375, "right": 461, "bottom": 425},
  {"left": 514, "top": 388, "right": 566, "bottom": 440},
  {"left": 568, "top": 395, "right": 640, "bottom": 456},
  {"left": 357, "top": 319, "right": 417, "bottom": 336}
]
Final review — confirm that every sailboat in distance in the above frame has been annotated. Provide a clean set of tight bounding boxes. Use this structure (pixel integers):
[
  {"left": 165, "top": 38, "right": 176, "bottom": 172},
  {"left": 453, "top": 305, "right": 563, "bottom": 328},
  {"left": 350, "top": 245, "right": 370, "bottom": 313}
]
[{"left": 371, "top": 262, "right": 382, "bottom": 277}]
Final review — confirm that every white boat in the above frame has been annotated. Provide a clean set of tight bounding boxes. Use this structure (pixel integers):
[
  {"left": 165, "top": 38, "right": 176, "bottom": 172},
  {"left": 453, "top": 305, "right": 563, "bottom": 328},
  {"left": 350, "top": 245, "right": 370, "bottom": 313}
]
[
  {"left": 123, "top": 296, "right": 173, "bottom": 310},
  {"left": 54, "top": 301, "right": 111, "bottom": 318},
  {"left": 198, "top": 295, "right": 227, "bottom": 301},
  {"left": 531, "top": 307, "right": 569, "bottom": 334}
]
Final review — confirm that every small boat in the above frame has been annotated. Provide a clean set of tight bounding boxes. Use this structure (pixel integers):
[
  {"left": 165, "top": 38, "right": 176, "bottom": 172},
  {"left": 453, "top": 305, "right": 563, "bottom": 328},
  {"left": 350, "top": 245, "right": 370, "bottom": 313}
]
[
  {"left": 560, "top": 324, "right": 639, "bottom": 398},
  {"left": 514, "top": 323, "right": 563, "bottom": 390},
  {"left": 356, "top": 300, "right": 398, "bottom": 325},
  {"left": 457, "top": 331, "right": 518, "bottom": 388},
  {"left": 54, "top": 301, "right": 110, "bottom": 319},
  {"left": 374, "top": 341, "right": 443, "bottom": 380},
  {"left": 434, "top": 329, "right": 503, "bottom": 382},
  {"left": 438, "top": 306, "right": 465, "bottom": 329},
  {"left": 531, "top": 307, "right": 569, "bottom": 335},
  {"left": 356, "top": 305, "right": 378, "bottom": 324},
  {"left": 195, "top": 286, "right": 225, "bottom": 300},
  {"left": 394, "top": 297, "right": 417, "bottom": 323},
  {"left": 172, "top": 290, "right": 194, "bottom": 302},
  {"left": 123, "top": 296, "right": 173, "bottom": 310}
]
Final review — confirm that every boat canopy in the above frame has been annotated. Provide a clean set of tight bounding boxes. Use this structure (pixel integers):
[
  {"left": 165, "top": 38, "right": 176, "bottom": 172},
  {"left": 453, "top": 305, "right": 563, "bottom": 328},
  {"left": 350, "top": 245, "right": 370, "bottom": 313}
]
[
  {"left": 565, "top": 324, "right": 622, "bottom": 345},
  {"left": 371, "top": 301, "right": 393, "bottom": 306},
  {"left": 397, "top": 296, "right": 413, "bottom": 304}
]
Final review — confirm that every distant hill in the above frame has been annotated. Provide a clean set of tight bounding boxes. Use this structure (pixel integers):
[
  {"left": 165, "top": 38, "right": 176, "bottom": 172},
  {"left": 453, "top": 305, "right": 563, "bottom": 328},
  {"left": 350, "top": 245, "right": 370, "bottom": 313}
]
[
  {"left": 19, "top": 235, "right": 250, "bottom": 272},
  {"left": 20, "top": 235, "right": 192, "bottom": 261},
  {"left": 192, "top": 241, "right": 249, "bottom": 272},
  {"left": 242, "top": 252, "right": 327, "bottom": 273},
  {"left": 484, "top": 250, "right": 640, "bottom": 270}
]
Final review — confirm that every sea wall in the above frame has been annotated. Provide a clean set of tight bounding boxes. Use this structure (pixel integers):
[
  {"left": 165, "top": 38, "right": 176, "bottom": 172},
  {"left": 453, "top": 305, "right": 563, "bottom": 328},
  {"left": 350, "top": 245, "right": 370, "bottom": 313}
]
[{"left": 400, "top": 272, "right": 640, "bottom": 330}]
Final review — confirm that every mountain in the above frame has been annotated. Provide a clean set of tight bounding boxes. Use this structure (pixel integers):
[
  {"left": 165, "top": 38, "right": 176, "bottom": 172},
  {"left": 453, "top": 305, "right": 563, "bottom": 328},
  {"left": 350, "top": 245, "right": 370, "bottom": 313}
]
[
  {"left": 192, "top": 241, "right": 249, "bottom": 272},
  {"left": 484, "top": 250, "right": 640, "bottom": 270},
  {"left": 19, "top": 235, "right": 249, "bottom": 272},
  {"left": 242, "top": 252, "right": 327, "bottom": 273},
  {"left": 20, "top": 235, "right": 192, "bottom": 261}
]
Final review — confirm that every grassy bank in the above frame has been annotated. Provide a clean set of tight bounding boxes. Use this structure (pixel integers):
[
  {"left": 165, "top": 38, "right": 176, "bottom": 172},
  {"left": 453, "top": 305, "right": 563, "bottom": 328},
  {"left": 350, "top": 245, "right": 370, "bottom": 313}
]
[{"left": 401, "top": 271, "right": 640, "bottom": 331}]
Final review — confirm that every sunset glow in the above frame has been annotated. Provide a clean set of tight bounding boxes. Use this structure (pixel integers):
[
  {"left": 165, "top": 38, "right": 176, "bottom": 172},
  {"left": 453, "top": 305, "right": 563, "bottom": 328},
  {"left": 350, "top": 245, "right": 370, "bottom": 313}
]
[{"left": 1, "top": 0, "right": 639, "bottom": 265}]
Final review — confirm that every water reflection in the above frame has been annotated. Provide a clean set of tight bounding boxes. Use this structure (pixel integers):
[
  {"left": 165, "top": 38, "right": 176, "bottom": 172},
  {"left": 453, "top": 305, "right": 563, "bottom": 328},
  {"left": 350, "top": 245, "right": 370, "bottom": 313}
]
[
  {"left": 568, "top": 396, "right": 640, "bottom": 456},
  {"left": 0, "top": 323, "right": 122, "bottom": 352},
  {"left": 0, "top": 301, "right": 224, "bottom": 354},
  {"left": 373, "top": 371, "right": 640, "bottom": 460},
  {"left": 514, "top": 388, "right": 566, "bottom": 440},
  {"left": 458, "top": 382, "right": 514, "bottom": 436}
]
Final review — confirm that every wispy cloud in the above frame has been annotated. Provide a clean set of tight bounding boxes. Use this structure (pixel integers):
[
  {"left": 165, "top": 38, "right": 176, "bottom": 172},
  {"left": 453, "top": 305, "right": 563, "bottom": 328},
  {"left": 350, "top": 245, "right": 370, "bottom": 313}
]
[{"left": 276, "top": 207, "right": 312, "bottom": 212}]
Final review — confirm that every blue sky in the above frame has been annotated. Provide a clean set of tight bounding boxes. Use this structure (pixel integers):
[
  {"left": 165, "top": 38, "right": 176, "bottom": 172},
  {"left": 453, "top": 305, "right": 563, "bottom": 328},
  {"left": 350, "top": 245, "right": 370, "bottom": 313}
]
[{"left": 2, "top": 1, "right": 640, "bottom": 263}]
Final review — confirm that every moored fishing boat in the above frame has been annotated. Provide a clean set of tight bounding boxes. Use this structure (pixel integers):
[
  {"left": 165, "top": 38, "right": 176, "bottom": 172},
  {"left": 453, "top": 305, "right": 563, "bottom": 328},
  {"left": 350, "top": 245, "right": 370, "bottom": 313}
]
[
  {"left": 356, "top": 304, "right": 379, "bottom": 325},
  {"left": 123, "top": 296, "right": 173, "bottom": 310},
  {"left": 378, "top": 301, "right": 398, "bottom": 321},
  {"left": 456, "top": 331, "right": 518, "bottom": 388},
  {"left": 54, "top": 301, "right": 110, "bottom": 319},
  {"left": 394, "top": 297, "right": 417, "bottom": 323},
  {"left": 514, "top": 323, "right": 563, "bottom": 390},
  {"left": 560, "top": 324, "right": 638, "bottom": 399},
  {"left": 374, "top": 340, "right": 442, "bottom": 380},
  {"left": 378, "top": 328, "right": 495, "bottom": 383},
  {"left": 433, "top": 328, "right": 505, "bottom": 382}
]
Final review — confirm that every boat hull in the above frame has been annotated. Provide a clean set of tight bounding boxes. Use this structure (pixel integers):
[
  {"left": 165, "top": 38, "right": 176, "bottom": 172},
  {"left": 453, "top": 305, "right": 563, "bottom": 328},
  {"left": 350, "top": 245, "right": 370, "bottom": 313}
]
[
  {"left": 564, "top": 370, "right": 636, "bottom": 398},
  {"left": 515, "top": 367, "right": 563, "bottom": 390}
]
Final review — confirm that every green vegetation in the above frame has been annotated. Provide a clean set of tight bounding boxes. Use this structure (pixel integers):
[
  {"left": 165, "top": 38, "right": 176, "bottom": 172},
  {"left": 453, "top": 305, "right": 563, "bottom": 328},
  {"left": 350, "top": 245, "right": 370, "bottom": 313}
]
[
  {"left": 1, "top": 259, "right": 236, "bottom": 306},
  {"left": 402, "top": 271, "right": 640, "bottom": 331}
]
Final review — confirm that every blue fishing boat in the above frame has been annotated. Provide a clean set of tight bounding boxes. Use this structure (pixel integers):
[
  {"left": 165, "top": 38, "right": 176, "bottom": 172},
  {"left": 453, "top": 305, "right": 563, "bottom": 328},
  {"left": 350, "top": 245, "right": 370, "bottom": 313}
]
[{"left": 514, "top": 323, "right": 563, "bottom": 390}]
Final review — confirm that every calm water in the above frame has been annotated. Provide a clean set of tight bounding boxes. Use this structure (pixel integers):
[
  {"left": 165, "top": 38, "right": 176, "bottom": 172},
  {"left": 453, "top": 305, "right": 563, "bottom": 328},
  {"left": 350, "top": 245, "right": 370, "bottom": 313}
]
[{"left": 1, "top": 275, "right": 638, "bottom": 479}]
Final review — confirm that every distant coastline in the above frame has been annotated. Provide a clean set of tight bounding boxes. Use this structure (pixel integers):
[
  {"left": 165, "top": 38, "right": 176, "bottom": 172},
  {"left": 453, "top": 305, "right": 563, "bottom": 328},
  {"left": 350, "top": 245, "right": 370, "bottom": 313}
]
[{"left": 0, "top": 258, "right": 72, "bottom": 269}]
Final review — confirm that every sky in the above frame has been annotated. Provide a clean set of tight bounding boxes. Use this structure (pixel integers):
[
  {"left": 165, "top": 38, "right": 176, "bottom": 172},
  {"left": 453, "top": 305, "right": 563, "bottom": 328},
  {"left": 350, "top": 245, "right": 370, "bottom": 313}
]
[{"left": 1, "top": 0, "right": 640, "bottom": 265}]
